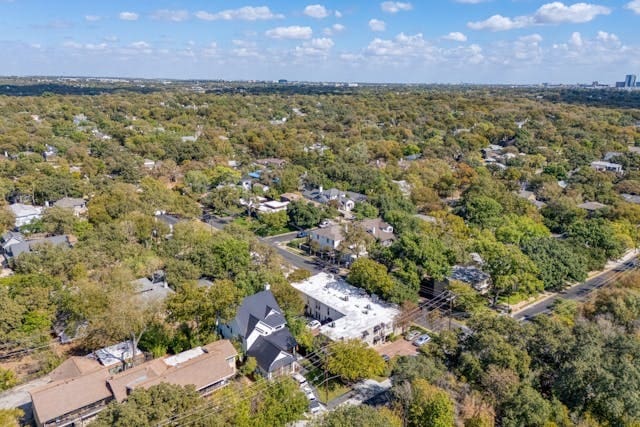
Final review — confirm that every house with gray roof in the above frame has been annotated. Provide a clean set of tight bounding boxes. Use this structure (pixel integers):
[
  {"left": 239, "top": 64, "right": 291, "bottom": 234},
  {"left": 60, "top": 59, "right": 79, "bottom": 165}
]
[
  {"left": 219, "top": 288, "right": 297, "bottom": 379},
  {"left": 54, "top": 197, "right": 87, "bottom": 217},
  {"left": 9, "top": 203, "right": 43, "bottom": 228},
  {"left": 448, "top": 265, "right": 491, "bottom": 294},
  {"left": 4, "top": 235, "right": 70, "bottom": 262},
  {"left": 303, "top": 186, "right": 367, "bottom": 212}
]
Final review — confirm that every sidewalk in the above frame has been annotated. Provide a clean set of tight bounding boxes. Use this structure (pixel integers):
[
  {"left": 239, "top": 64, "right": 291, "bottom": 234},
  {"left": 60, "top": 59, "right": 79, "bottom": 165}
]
[{"left": 510, "top": 248, "right": 638, "bottom": 316}]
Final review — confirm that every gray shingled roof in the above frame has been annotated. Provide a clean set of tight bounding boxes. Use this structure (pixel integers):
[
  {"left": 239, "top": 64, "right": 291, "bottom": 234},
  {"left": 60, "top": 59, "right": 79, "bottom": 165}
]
[
  {"left": 5, "top": 235, "right": 70, "bottom": 258},
  {"left": 248, "top": 334, "right": 296, "bottom": 374},
  {"left": 236, "top": 290, "right": 286, "bottom": 337}
]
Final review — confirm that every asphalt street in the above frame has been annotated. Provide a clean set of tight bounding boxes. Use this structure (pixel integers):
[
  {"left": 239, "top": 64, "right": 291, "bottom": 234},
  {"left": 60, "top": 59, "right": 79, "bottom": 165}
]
[
  {"left": 204, "top": 217, "right": 322, "bottom": 274},
  {"left": 513, "top": 258, "right": 639, "bottom": 320}
]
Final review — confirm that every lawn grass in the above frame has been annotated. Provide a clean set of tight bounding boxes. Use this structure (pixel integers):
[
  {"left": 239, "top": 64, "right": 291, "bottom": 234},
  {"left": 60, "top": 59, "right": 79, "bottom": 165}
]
[{"left": 301, "top": 360, "right": 352, "bottom": 404}]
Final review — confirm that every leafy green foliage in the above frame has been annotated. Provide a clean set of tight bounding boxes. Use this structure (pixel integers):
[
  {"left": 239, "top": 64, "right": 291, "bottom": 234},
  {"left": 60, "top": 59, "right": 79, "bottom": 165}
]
[
  {"left": 327, "top": 339, "right": 386, "bottom": 383},
  {"left": 93, "top": 383, "right": 204, "bottom": 427},
  {"left": 313, "top": 405, "right": 402, "bottom": 427}
]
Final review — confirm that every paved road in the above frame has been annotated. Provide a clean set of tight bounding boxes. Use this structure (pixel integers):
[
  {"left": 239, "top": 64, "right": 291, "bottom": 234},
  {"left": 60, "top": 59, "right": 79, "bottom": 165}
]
[
  {"left": 513, "top": 258, "right": 639, "bottom": 320},
  {"left": 204, "top": 217, "right": 322, "bottom": 274}
]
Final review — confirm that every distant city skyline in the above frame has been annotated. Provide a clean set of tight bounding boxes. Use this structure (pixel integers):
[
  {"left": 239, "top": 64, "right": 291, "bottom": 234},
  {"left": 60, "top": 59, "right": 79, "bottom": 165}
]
[{"left": 1, "top": 1, "right": 640, "bottom": 84}]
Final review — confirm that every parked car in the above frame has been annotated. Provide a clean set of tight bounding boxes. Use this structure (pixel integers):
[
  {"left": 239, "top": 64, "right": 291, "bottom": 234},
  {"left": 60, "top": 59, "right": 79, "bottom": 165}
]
[
  {"left": 319, "top": 220, "right": 331, "bottom": 228},
  {"left": 309, "top": 400, "right": 323, "bottom": 414},
  {"left": 381, "top": 354, "right": 391, "bottom": 363},
  {"left": 302, "top": 384, "right": 316, "bottom": 400},
  {"left": 405, "top": 330, "right": 421, "bottom": 341},
  {"left": 292, "top": 372, "right": 307, "bottom": 387},
  {"left": 306, "top": 320, "right": 321, "bottom": 330},
  {"left": 297, "top": 231, "right": 308, "bottom": 238},
  {"left": 413, "top": 334, "right": 431, "bottom": 347}
]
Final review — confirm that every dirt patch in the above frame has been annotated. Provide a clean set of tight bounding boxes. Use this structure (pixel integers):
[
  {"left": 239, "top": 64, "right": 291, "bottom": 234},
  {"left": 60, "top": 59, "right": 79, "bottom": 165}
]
[{"left": 375, "top": 339, "right": 418, "bottom": 358}]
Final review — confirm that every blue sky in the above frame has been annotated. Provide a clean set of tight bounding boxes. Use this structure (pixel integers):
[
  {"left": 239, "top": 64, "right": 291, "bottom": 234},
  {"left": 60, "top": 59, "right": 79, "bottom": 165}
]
[{"left": 1, "top": 1, "right": 639, "bottom": 83}]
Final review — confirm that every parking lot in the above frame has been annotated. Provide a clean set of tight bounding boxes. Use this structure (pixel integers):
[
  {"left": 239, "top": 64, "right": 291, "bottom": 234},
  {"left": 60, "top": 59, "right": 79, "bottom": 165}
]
[{"left": 375, "top": 338, "right": 418, "bottom": 358}]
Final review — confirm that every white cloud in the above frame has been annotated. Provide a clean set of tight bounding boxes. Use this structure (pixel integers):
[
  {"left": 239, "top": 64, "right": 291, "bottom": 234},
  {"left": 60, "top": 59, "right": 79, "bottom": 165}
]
[
  {"left": 366, "top": 32, "right": 427, "bottom": 56},
  {"left": 295, "top": 37, "right": 335, "bottom": 56},
  {"left": 627, "top": 0, "right": 640, "bottom": 14},
  {"left": 131, "top": 41, "right": 151, "bottom": 49},
  {"left": 84, "top": 15, "right": 101, "bottom": 22},
  {"left": 119, "top": 12, "right": 139, "bottom": 21},
  {"left": 520, "top": 34, "right": 543, "bottom": 43},
  {"left": 442, "top": 32, "right": 467, "bottom": 42},
  {"left": 468, "top": 2, "right": 611, "bottom": 31},
  {"left": 266, "top": 26, "right": 313, "bottom": 40},
  {"left": 570, "top": 31, "right": 583, "bottom": 47},
  {"left": 468, "top": 15, "right": 529, "bottom": 31},
  {"left": 63, "top": 41, "right": 109, "bottom": 51},
  {"left": 195, "top": 6, "right": 284, "bottom": 21},
  {"left": 455, "top": 0, "right": 491, "bottom": 3},
  {"left": 381, "top": 2, "right": 413, "bottom": 13},
  {"left": 335, "top": 10, "right": 343, "bottom": 18},
  {"left": 369, "top": 19, "right": 386, "bottom": 32},
  {"left": 534, "top": 2, "right": 610, "bottom": 24},
  {"left": 304, "top": 4, "right": 329, "bottom": 19},
  {"left": 596, "top": 30, "right": 619, "bottom": 44},
  {"left": 323, "top": 23, "right": 345, "bottom": 36},
  {"left": 63, "top": 41, "right": 83, "bottom": 49},
  {"left": 151, "top": 9, "right": 189, "bottom": 22},
  {"left": 202, "top": 42, "right": 218, "bottom": 57}
]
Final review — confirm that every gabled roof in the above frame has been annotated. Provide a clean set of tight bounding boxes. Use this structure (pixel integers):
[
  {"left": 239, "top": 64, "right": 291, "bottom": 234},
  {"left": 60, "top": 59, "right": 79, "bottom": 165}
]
[
  {"left": 30, "top": 340, "right": 237, "bottom": 424},
  {"left": 312, "top": 225, "right": 344, "bottom": 242},
  {"left": 8, "top": 203, "right": 42, "bottom": 218},
  {"left": 30, "top": 366, "right": 112, "bottom": 425},
  {"left": 1, "top": 231, "right": 24, "bottom": 243},
  {"left": 236, "top": 290, "right": 286, "bottom": 337},
  {"left": 49, "top": 357, "right": 103, "bottom": 382},
  {"left": 5, "top": 235, "right": 70, "bottom": 258},
  {"left": 248, "top": 334, "right": 295, "bottom": 374},
  {"left": 54, "top": 197, "right": 86, "bottom": 209}
]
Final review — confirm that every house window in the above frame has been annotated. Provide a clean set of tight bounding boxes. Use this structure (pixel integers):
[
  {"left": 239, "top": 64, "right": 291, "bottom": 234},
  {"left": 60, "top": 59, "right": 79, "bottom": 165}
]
[{"left": 327, "top": 307, "right": 330, "bottom": 315}]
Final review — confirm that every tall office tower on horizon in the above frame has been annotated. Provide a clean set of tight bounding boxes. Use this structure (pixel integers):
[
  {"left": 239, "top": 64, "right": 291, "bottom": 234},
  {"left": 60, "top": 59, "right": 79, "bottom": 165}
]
[{"left": 625, "top": 74, "right": 637, "bottom": 88}]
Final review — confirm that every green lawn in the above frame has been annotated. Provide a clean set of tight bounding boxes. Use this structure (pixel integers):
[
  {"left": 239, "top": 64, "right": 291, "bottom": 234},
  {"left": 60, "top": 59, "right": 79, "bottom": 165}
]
[{"left": 301, "top": 360, "right": 352, "bottom": 404}]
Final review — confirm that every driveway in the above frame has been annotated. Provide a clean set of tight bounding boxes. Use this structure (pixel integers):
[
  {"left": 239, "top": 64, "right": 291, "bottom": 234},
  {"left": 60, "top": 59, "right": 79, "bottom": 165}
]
[
  {"left": 0, "top": 374, "right": 50, "bottom": 424},
  {"left": 375, "top": 339, "right": 418, "bottom": 358}
]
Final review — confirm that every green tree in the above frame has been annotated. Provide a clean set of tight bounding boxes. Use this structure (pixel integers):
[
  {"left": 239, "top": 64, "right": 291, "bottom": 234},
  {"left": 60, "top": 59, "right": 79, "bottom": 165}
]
[
  {"left": 464, "top": 195, "right": 503, "bottom": 228},
  {"left": 253, "top": 378, "right": 308, "bottom": 427},
  {"left": 0, "top": 368, "right": 18, "bottom": 391},
  {"left": 93, "top": 383, "right": 204, "bottom": 427},
  {"left": 313, "top": 405, "right": 402, "bottom": 427},
  {"left": 287, "top": 200, "right": 322, "bottom": 229},
  {"left": 409, "top": 379, "right": 455, "bottom": 427},
  {"left": 0, "top": 408, "right": 23, "bottom": 427},
  {"left": 327, "top": 339, "right": 386, "bottom": 383},
  {"left": 348, "top": 258, "right": 396, "bottom": 299}
]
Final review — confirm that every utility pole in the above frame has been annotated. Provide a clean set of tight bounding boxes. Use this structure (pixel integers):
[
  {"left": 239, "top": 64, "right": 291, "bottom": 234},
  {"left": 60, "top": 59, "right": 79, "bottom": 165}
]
[
  {"left": 324, "top": 349, "right": 329, "bottom": 403},
  {"left": 448, "top": 296, "right": 453, "bottom": 331}
]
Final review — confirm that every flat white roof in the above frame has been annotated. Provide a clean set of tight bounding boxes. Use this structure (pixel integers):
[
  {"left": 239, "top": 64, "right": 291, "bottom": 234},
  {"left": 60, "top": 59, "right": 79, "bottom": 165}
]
[
  {"left": 94, "top": 341, "right": 142, "bottom": 367},
  {"left": 291, "top": 273, "right": 399, "bottom": 342},
  {"left": 164, "top": 347, "right": 205, "bottom": 367},
  {"left": 9, "top": 203, "right": 43, "bottom": 218}
]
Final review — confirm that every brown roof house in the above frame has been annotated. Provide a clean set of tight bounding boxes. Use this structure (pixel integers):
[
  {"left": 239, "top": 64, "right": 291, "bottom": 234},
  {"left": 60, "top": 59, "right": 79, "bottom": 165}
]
[{"left": 30, "top": 340, "right": 237, "bottom": 427}]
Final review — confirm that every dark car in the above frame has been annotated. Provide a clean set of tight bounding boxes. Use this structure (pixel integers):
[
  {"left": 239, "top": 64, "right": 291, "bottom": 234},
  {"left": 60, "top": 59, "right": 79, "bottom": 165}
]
[{"left": 297, "top": 231, "right": 308, "bottom": 238}]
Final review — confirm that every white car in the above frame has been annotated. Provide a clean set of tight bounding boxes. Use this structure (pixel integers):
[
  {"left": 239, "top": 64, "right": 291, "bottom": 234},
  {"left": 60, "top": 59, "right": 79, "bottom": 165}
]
[
  {"left": 309, "top": 400, "right": 323, "bottom": 414},
  {"left": 306, "top": 320, "right": 321, "bottom": 330},
  {"left": 318, "top": 220, "right": 331, "bottom": 228},
  {"left": 292, "top": 373, "right": 307, "bottom": 387},
  {"left": 302, "top": 385, "right": 316, "bottom": 400},
  {"left": 413, "top": 334, "right": 431, "bottom": 347}
]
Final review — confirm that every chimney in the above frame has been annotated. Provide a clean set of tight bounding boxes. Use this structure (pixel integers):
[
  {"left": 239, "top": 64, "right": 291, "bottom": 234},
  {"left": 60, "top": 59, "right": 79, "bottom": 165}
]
[
  {"left": 319, "top": 185, "right": 323, "bottom": 193},
  {"left": 265, "top": 283, "right": 271, "bottom": 291}
]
